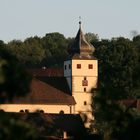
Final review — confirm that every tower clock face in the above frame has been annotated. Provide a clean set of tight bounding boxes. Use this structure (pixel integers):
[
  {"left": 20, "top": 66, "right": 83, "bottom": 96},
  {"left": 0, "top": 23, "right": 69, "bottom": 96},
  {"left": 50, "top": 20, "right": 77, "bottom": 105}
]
[{"left": 82, "top": 79, "right": 88, "bottom": 86}]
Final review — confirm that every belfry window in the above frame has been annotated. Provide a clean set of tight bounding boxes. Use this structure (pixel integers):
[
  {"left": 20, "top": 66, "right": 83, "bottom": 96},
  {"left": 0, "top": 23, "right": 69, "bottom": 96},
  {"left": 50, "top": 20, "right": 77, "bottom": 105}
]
[
  {"left": 77, "top": 64, "right": 81, "bottom": 69},
  {"left": 84, "top": 88, "right": 86, "bottom": 92},
  {"left": 65, "top": 65, "right": 67, "bottom": 70},
  {"left": 88, "top": 64, "right": 93, "bottom": 69},
  {"left": 84, "top": 101, "right": 87, "bottom": 105}
]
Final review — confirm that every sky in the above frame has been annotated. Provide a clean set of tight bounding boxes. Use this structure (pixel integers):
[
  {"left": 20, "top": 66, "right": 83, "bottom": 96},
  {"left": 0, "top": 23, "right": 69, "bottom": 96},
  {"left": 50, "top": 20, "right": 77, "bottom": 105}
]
[{"left": 0, "top": 0, "right": 140, "bottom": 42}]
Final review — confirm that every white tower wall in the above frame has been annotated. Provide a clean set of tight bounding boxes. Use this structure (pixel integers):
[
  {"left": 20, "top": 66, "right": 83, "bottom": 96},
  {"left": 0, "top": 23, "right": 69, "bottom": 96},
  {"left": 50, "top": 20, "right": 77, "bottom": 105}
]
[{"left": 71, "top": 59, "right": 98, "bottom": 127}]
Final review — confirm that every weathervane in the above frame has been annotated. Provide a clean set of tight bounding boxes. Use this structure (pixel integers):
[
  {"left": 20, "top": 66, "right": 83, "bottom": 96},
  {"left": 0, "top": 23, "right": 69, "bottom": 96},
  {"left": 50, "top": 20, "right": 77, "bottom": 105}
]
[{"left": 79, "top": 16, "right": 82, "bottom": 28}]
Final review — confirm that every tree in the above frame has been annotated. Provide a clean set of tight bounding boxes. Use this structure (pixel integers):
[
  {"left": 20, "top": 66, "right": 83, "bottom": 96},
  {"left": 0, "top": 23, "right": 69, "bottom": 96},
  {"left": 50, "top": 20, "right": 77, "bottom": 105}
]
[
  {"left": 4, "top": 32, "right": 69, "bottom": 68},
  {"left": 41, "top": 32, "right": 68, "bottom": 68},
  {"left": 22, "top": 36, "right": 45, "bottom": 67},
  {"left": 0, "top": 47, "right": 39, "bottom": 139},
  {"left": 0, "top": 40, "right": 5, "bottom": 47},
  {"left": 0, "top": 112, "right": 38, "bottom": 140},
  {"left": 0, "top": 47, "right": 31, "bottom": 102},
  {"left": 92, "top": 37, "right": 140, "bottom": 140},
  {"left": 6, "top": 37, "right": 45, "bottom": 68},
  {"left": 85, "top": 32, "right": 99, "bottom": 42}
]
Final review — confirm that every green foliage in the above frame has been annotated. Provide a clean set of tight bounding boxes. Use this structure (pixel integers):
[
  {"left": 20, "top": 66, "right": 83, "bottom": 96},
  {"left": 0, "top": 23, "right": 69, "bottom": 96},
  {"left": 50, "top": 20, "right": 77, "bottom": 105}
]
[
  {"left": 0, "top": 112, "right": 38, "bottom": 140},
  {"left": 92, "top": 37, "right": 140, "bottom": 140},
  {"left": 85, "top": 32, "right": 99, "bottom": 42},
  {"left": 41, "top": 32, "right": 68, "bottom": 68},
  {"left": 0, "top": 40, "right": 5, "bottom": 47},
  {"left": 6, "top": 37, "right": 45, "bottom": 68},
  {"left": 0, "top": 47, "right": 31, "bottom": 102},
  {"left": 96, "top": 38, "right": 139, "bottom": 99},
  {"left": 5, "top": 33, "right": 69, "bottom": 68},
  {"left": 25, "top": 112, "right": 62, "bottom": 137},
  {"left": 2, "top": 32, "right": 99, "bottom": 69},
  {"left": 0, "top": 48, "right": 38, "bottom": 139}
]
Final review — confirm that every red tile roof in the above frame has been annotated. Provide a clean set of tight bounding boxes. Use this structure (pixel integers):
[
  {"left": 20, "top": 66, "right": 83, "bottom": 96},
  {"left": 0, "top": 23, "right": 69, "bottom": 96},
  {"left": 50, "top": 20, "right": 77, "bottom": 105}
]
[{"left": 10, "top": 78, "right": 76, "bottom": 105}]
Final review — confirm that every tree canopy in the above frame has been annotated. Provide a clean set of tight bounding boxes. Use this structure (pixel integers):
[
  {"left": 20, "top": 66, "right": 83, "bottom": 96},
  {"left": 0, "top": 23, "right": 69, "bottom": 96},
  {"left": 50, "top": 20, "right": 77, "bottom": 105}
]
[
  {"left": 92, "top": 37, "right": 140, "bottom": 140},
  {"left": 0, "top": 47, "right": 31, "bottom": 103},
  {"left": 0, "top": 31, "right": 140, "bottom": 140}
]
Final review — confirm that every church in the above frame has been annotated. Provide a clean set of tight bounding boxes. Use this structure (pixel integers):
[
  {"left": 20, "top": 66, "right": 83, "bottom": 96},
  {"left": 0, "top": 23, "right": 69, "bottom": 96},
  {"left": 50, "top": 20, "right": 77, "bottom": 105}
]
[{"left": 0, "top": 22, "right": 98, "bottom": 128}]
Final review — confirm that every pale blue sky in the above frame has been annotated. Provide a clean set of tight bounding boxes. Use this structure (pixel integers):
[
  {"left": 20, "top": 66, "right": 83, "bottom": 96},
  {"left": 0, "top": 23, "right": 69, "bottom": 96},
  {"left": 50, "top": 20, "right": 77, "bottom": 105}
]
[{"left": 0, "top": 0, "right": 140, "bottom": 42}]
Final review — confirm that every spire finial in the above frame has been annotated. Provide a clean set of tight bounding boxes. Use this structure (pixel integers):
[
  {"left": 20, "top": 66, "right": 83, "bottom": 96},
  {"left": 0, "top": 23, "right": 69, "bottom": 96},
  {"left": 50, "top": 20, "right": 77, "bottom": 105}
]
[{"left": 79, "top": 16, "right": 82, "bottom": 28}]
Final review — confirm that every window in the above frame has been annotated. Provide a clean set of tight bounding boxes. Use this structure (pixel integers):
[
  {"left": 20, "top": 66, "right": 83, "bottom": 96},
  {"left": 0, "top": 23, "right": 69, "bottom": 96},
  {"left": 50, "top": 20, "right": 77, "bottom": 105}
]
[
  {"left": 88, "top": 64, "right": 93, "bottom": 69},
  {"left": 19, "top": 110, "right": 24, "bottom": 113},
  {"left": 69, "top": 64, "right": 71, "bottom": 69},
  {"left": 25, "top": 109, "right": 29, "bottom": 113},
  {"left": 40, "top": 110, "right": 44, "bottom": 113},
  {"left": 84, "top": 88, "right": 86, "bottom": 92},
  {"left": 82, "top": 79, "right": 88, "bottom": 86},
  {"left": 77, "top": 64, "right": 81, "bottom": 69},
  {"left": 84, "top": 101, "right": 87, "bottom": 105},
  {"left": 59, "top": 110, "right": 64, "bottom": 114},
  {"left": 0, "top": 109, "right": 4, "bottom": 112},
  {"left": 64, "top": 65, "right": 67, "bottom": 70}
]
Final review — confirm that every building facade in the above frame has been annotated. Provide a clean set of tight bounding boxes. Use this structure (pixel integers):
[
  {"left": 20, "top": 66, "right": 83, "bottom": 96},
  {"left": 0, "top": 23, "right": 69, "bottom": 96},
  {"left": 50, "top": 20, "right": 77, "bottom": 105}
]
[{"left": 0, "top": 22, "right": 98, "bottom": 128}]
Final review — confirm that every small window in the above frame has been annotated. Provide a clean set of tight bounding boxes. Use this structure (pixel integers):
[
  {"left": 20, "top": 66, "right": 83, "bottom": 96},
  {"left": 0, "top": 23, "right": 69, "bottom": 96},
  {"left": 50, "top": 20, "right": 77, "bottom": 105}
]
[
  {"left": 40, "top": 110, "right": 44, "bottom": 113},
  {"left": 0, "top": 109, "right": 4, "bottom": 112},
  {"left": 19, "top": 110, "right": 24, "bottom": 113},
  {"left": 84, "top": 88, "right": 86, "bottom": 92},
  {"left": 65, "top": 65, "right": 67, "bottom": 70},
  {"left": 82, "top": 79, "right": 88, "bottom": 86},
  {"left": 77, "top": 64, "right": 81, "bottom": 69},
  {"left": 84, "top": 101, "right": 87, "bottom": 105},
  {"left": 69, "top": 64, "right": 71, "bottom": 69},
  {"left": 59, "top": 110, "right": 64, "bottom": 114},
  {"left": 25, "top": 109, "right": 29, "bottom": 113},
  {"left": 88, "top": 64, "right": 93, "bottom": 69}
]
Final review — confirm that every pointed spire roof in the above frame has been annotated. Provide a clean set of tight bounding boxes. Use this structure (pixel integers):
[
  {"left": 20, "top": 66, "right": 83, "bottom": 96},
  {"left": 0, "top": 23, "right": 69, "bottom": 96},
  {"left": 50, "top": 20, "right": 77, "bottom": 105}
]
[{"left": 68, "top": 21, "right": 95, "bottom": 58}]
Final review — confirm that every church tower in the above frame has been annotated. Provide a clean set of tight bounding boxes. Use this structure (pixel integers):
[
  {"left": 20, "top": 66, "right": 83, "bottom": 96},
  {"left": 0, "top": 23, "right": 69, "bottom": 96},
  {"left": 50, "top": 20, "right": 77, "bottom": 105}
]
[{"left": 64, "top": 22, "right": 98, "bottom": 127}]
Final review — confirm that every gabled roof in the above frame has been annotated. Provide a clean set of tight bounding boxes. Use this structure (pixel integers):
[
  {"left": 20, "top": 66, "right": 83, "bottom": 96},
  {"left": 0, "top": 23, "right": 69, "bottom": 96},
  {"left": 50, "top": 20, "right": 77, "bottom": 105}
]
[
  {"left": 46, "top": 114, "right": 86, "bottom": 137},
  {"left": 37, "top": 77, "right": 71, "bottom": 95},
  {"left": 10, "top": 78, "right": 76, "bottom": 105},
  {"left": 68, "top": 22, "right": 95, "bottom": 58}
]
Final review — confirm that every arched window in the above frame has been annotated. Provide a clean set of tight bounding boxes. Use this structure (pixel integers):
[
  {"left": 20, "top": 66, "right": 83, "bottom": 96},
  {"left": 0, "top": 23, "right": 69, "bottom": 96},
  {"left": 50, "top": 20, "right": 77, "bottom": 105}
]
[
  {"left": 40, "top": 110, "right": 44, "bottom": 113},
  {"left": 19, "top": 109, "right": 24, "bottom": 113},
  {"left": 59, "top": 110, "right": 64, "bottom": 114},
  {"left": 25, "top": 109, "right": 29, "bottom": 113}
]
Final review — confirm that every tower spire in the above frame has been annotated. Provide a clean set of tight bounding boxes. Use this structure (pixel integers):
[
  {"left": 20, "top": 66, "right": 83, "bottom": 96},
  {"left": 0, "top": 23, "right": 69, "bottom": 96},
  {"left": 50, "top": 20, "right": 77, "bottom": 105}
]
[{"left": 68, "top": 19, "right": 95, "bottom": 57}]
